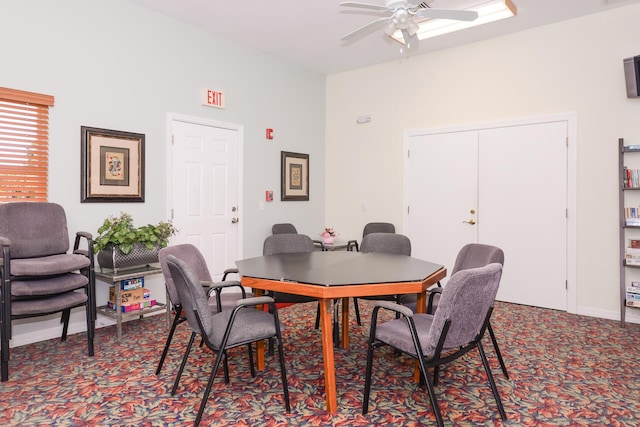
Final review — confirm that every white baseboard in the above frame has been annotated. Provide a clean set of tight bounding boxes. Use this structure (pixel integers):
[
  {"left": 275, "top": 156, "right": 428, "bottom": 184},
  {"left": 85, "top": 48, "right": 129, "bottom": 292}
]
[{"left": 576, "top": 305, "right": 640, "bottom": 325}]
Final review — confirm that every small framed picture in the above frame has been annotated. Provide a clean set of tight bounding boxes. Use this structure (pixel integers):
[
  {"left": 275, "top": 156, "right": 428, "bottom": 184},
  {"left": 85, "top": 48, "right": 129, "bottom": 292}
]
[
  {"left": 81, "top": 126, "right": 145, "bottom": 202},
  {"left": 281, "top": 151, "right": 309, "bottom": 201}
]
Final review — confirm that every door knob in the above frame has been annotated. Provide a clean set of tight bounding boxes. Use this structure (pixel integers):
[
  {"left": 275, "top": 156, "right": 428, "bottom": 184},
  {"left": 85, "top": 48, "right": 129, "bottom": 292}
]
[
  {"left": 463, "top": 218, "right": 476, "bottom": 225},
  {"left": 231, "top": 218, "right": 239, "bottom": 224}
]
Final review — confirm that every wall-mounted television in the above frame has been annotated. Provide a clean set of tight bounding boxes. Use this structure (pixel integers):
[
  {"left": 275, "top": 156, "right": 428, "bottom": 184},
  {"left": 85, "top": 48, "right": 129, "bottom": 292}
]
[{"left": 624, "top": 55, "right": 640, "bottom": 98}]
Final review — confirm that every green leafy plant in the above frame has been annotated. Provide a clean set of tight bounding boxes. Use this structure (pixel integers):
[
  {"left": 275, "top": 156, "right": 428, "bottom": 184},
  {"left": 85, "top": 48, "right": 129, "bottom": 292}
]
[{"left": 94, "top": 212, "right": 177, "bottom": 254}]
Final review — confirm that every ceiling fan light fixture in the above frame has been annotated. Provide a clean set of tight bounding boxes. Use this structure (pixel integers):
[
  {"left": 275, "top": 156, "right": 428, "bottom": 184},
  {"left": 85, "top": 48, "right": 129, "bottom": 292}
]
[{"left": 391, "top": 0, "right": 517, "bottom": 44}]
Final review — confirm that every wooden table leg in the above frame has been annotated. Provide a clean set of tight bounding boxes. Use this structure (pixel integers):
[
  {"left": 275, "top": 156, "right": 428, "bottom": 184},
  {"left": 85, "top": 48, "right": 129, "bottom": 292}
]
[
  {"left": 319, "top": 298, "right": 338, "bottom": 412},
  {"left": 414, "top": 290, "right": 427, "bottom": 382},
  {"left": 341, "top": 297, "right": 350, "bottom": 348}
]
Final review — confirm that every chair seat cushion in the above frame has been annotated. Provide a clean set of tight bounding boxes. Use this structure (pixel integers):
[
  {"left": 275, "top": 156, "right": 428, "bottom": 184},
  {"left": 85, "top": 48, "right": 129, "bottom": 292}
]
[
  {"left": 208, "top": 308, "right": 277, "bottom": 349},
  {"left": 10, "top": 253, "right": 90, "bottom": 277},
  {"left": 376, "top": 313, "right": 436, "bottom": 356},
  {"left": 11, "top": 273, "right": 89, "bottom": 297},
  {"left": 11, "top": 291, "right": 88, "bottom": 317}
]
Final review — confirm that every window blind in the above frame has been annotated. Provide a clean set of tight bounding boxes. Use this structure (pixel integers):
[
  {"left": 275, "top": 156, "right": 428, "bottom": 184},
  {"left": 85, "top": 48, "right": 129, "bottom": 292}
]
[{"left": 0, "top": 87, "right": 54, "bottom": 202}]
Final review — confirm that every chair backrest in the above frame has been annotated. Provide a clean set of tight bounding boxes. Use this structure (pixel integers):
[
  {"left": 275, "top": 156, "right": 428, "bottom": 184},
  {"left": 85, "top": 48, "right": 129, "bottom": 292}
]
[
  {"left": 426, "top": 263, "right": 503, "bottom": 352},
  {"left": 263, "top": 234, "right": 315, "bottom": 255},
  {"left": 0, "top": 202, "right": 70, "bottom": 259},
  {"left": 359, "top": 233, "right": 411, "bottom": 256},
  {"left": 165, "top": 254, "right": 214, "bottom": 337},
  {"left": 159, "top": 244, "right": 213, "bottom": 306},
  {"left": 272, "top": 223, "right": 298, "bottom": 235},
  {"left": 362, "top": 222, "right": 395, "bottom": 238},
  {"left": 451, "top": 243, "right": 504, "bottom": 275}
]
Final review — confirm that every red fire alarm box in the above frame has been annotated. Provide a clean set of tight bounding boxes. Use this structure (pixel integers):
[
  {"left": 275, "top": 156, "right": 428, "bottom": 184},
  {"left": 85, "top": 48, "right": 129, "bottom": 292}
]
[
  {"left": 266, "top": 128, "right": 273, "bottom": 140},
  {"left": 266, "top": 191, "right": 273, "bottom": 201}
]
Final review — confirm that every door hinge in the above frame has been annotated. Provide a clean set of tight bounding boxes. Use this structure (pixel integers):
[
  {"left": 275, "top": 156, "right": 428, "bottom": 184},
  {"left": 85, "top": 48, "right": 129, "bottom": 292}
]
[
  {"left": 171, "top": 134, "right": 175, "bottom": 145},
  {"left": 566, "top": 208, "right": 568, "bottom": 218},
  {"left": 565, "top": 280, "right": 568, "bottom": 290},
  {"left": 565, "top": 137, "right": 568, "bottom": 147},
  {"left": 171, "top": 208, "right": 174, "bottom": 220},
  {"left": 407, "top": 206, "right": 410, "bottom": 214},
  {"left": 407, "top": 149, "right": 410, "bottom": 158}
]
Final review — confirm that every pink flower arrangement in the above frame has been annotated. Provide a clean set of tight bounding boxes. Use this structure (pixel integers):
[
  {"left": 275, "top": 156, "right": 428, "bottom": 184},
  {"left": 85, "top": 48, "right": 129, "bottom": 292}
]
[{"left": 322, "top": 227, "right": 337, "bottom": 237}]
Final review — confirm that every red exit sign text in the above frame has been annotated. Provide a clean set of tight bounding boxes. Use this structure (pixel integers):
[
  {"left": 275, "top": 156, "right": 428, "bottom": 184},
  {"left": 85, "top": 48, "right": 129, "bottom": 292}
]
[{"left": 204, "top": 89, "right": 225, "bottom": 108}]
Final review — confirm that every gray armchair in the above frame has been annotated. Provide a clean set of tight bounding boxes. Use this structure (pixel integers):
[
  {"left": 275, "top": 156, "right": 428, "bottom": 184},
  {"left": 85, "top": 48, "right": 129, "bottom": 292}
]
[
  {"left": 352, "top": 232, "right": 411, "bottom": 325},
  {"left": 165, "top": 254, "right": 290, "bottom": 426},
  {"left": 156, "top": 243, "right": 246, "bottom": 382},
  {"left": 0, "top": 202, "right": 95, "bottom": 382},
  {"left": 363, "top": 263, "right": 507, "bottom": 426},
  {"left": 347, "top": 222, "right": 395, "bottom": 252},
  {"left": 271, "top": 223, "right": 298, "bottom": 234},
  {"left": 403, "top": 243, "right": 509, "bottom": 378}
]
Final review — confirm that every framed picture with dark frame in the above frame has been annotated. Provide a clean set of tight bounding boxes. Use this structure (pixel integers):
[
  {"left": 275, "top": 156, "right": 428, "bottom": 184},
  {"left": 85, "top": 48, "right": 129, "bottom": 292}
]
[
  {"left": 281, "top": 151, "right": 309, "bottom": 201},
  {"left": 80, "top": 126, "right": 145, "bottom": 203}
]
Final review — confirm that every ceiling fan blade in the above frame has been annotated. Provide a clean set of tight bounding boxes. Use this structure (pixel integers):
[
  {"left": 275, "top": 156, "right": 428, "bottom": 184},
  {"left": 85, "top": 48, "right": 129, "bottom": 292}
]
[
  {"left": 341, "top": 16, "right": 392, "bottom": 41},
  {"left": 414, "top": 8, "right": 479, "bottom": 21},
  {"left": 339, "top": 1, "right": 391, "bottom": 12}
]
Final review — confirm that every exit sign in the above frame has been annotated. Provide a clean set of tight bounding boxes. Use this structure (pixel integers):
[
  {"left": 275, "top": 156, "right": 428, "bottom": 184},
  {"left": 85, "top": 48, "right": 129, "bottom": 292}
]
[{"left": 203, "top": 89, "right": 225, "bottom": 108}]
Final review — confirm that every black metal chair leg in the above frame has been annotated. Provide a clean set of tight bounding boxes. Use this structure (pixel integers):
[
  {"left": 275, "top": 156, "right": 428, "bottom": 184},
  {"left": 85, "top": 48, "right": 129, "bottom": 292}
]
[
  {"left": 171, "top": 332, "right": 196, "bottom": 396},
  {"left": 156, "top": 310, "right": 182, "bottom": 375},
  {"left": 353, "top": 297, "right": 362, "bottom": 326},
  {"left": 194, "top": 350, "right": 227, "bottom": 427},
  {"left": 314, "top": 302, "right": 321, "bottom": 329},
  {"left": 275, "top": 336, "right": 291, "bottom": 411},
  {"left": 60, "top": 309, "right": 71, "bottom": 341},
  {"left": 477, "top": 341, "right": 507, "bottom": 421},
  {"left": 487, "top": 322, "right": 509, "bottom": 379}
]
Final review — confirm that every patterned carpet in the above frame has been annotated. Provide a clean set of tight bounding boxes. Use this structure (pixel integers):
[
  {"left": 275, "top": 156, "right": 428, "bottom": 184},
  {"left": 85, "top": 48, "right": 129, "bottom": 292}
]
[{"left": 1, "top": 300, "right": 639, "bottom": 426}]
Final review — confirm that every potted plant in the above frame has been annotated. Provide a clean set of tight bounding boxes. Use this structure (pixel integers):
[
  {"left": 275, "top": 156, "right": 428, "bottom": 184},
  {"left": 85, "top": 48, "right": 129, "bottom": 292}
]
[{"left": 94, "top": 212, "right": 177, "bottom": 271}]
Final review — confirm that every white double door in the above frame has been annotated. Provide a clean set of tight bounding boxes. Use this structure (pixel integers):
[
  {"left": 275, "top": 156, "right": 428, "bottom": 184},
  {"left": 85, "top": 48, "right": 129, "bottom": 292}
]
[
  {"left": 170, "top": 118, "right": 241, "bottom": 281},
  {"left": 405, "top": 120, "right": 568, "bottom": 310}
]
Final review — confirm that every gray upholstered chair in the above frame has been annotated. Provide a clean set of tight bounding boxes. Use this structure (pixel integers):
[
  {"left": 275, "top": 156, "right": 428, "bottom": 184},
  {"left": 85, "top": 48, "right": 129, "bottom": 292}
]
[
  {"left": 156, "top": 244, "right": 246, "bottom": 377},
  {"left": 262, "top": 234, "right": 318, "bottom": 306},
  {"left": 271, "top": 223, "right": 326, "bottom": 250},
  {"left": 271, "top": 223, "right": 298, "bottom": 234},
  {"left": 404, "top": 243, "right": 509, "bottom": 378},
  {"left": 347, "top": 222, "right": 395, "bottom": 252},
  {"left": 165, "top": 254, "right": 290, "bottom": 426},
  {"left": 363, "top": 263, "right": 507, "bottom": 427},
  {"left": 0, "top": 202, "right": 95, "bottom": 382},
  {"left": 352, "top": 232, "right": 411, "bottom": 325}
]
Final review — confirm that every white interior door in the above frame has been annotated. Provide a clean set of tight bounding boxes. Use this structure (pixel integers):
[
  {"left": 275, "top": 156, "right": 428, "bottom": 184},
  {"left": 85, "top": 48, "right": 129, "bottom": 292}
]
[
  {"left": 479, "top": 122, "right": 567, "bottom": 310},
  {"left": 171, "top": 119, "right": 240, "bottom": 280},
  {"left": 405, "top": 120, "right": 568, "bottom": 310},
  {"left": 406, "top": 130, "right": 479, "bottom": 269}
]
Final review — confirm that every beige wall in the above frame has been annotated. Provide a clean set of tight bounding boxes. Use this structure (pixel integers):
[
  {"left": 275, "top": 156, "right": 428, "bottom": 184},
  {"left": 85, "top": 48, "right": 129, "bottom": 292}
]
[{"left": 325, "top": 4, "right": 640, "bottom": 321}]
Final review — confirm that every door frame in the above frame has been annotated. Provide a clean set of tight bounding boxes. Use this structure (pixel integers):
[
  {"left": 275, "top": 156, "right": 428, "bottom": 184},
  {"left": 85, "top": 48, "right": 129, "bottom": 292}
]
[
  {"left": 402, "top": 112, "right": 577, "bottom": 314},
  {"left": 166, "top": 113, "right": 244, "bottom": 259}
]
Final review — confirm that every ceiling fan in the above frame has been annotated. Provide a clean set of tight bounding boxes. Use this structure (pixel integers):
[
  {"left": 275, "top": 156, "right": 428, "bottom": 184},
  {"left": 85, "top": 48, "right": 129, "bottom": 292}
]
[{"left": 340, "top": 1, "right": 479, "bottom": 50}]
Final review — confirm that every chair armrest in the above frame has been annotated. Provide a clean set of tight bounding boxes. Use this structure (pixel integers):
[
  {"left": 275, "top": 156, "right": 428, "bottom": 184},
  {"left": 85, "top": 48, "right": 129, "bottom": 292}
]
[
  {"left": 73, "top": 231, "right": 94, "bottom": 258},
  {"left": 235, "top": 296, "right": 274, "bottom": 308},
  {"left": 0, "top": 236, "right": 11, "bottom": 247},
  {"left": 374, "top": 300, "right": 414, "bottom": 317},
  {"left": 201, "top": 280, "right": 247, "bottom": 299},
  {"left": 222, "top": 268, "right": 239, "bottom": 281},
  {"left": 427, "top": 286, "right": 442, "bottom": 314},
  {"left": 347, "top": 239, "right": 359, "bottom": 252}
]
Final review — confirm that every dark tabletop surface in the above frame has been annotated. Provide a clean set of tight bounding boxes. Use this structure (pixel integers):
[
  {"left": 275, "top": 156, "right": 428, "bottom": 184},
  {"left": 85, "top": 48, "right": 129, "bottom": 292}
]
[{"left": 235, "top": 251, "right": 445, "bottom": 287}]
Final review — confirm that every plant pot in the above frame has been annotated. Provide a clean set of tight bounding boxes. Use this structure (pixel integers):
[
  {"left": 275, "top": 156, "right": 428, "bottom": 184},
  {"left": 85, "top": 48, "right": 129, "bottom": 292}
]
[
  {"left": 97, "top": 243, "right": 160, "bottom": 271},
  {"left": 323, "top": 236, "right": 335, "bottom": 244}
]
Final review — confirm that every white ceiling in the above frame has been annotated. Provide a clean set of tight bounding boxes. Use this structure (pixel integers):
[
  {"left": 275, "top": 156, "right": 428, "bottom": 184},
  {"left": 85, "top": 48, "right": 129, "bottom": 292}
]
[{"left": 127, "top": 0, "right": 640, "bottom": 75}]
